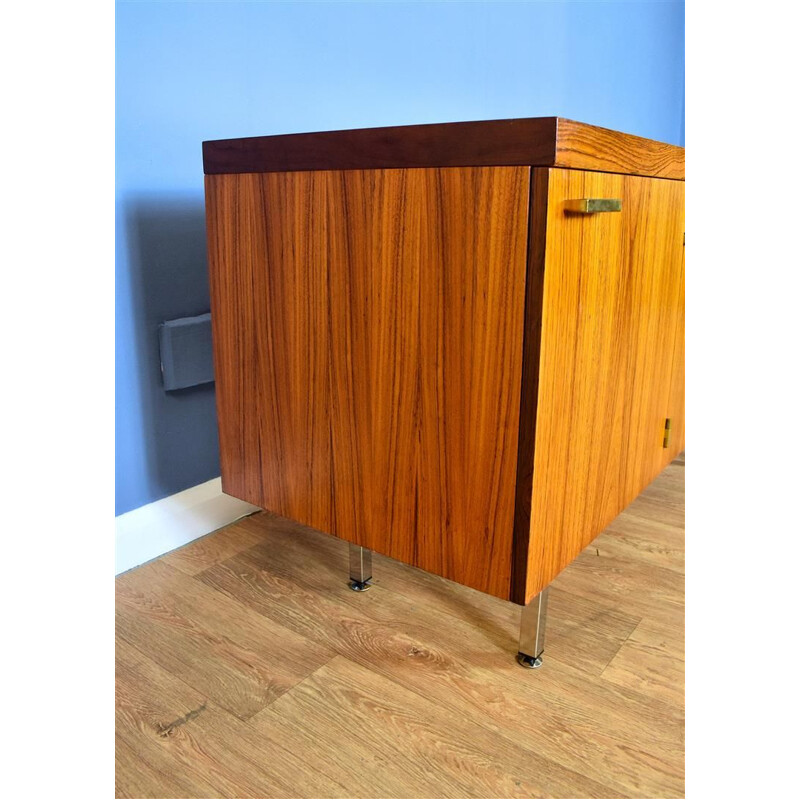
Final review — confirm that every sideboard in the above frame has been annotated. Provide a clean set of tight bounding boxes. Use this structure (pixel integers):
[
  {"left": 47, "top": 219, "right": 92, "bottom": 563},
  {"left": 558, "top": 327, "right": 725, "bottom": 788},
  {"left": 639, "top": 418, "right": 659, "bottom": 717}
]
[{"left": 203, "top": 117, "right": 685, "bottom": 668}]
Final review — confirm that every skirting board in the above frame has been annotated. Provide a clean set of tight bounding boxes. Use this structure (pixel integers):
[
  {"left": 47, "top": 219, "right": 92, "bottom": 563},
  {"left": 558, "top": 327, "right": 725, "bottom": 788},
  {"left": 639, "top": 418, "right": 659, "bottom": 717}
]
[{"left": 115, "top": 478, "right": 260, "bottom": 575}]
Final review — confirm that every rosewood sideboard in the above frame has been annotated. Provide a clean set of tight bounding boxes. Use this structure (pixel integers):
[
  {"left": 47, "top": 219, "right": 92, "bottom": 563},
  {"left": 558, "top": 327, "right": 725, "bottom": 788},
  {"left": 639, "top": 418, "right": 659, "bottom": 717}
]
[{"left": 203, "top": 117, "right": 685, "bottom": 668}]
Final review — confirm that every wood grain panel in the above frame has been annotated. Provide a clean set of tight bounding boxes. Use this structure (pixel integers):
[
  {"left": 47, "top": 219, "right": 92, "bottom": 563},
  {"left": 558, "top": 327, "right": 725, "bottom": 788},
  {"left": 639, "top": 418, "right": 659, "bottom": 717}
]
[
  {"left": 206, "top": 167, "right": 530, "bottom": 599},
  {"left": 519, "top": 168, "right": 684, "bottom": 602},
  {"left": 203, "top": 117, "right": 684, "bottom": 181},
  {"left": 664, "top": 240, "right": 686, "bottom": 460},
  {"left": 555, "top": 118, "right": 685, "bottom": 180}
]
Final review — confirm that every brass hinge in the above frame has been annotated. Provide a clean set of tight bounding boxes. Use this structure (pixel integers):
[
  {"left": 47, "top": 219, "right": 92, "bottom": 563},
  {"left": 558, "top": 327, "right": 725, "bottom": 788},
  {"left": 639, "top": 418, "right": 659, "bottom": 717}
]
[{"left": 663, "top": 418, "right": 672, "bottom": 448}]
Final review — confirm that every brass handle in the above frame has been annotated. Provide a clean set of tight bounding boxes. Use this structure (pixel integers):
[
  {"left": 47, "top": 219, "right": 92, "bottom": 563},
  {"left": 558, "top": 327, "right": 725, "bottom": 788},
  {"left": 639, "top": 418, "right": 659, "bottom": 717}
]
[{"left": 564, "top": 198, "right": 622, "bottom": 214}]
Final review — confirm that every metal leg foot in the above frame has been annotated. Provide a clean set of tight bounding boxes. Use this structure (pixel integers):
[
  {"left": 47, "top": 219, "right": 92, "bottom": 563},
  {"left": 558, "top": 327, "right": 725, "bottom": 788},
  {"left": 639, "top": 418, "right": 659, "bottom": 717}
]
[
  {"left": 517, "top": 587, "right": 549, "bottom": 669},
  {"left": 348, "top": 544, "right": 372, "bottom": 592}
]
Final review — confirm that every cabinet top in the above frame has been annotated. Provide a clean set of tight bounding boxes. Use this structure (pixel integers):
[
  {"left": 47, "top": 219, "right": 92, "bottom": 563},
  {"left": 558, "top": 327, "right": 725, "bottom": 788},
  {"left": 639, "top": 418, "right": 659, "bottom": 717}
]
[{"left": 203, "top": 117, "right": 684, "bottom": 180}]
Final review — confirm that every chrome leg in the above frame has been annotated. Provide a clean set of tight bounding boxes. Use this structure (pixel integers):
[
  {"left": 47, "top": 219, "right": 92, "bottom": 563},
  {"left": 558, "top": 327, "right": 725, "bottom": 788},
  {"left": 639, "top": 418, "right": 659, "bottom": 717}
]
[
  {"left": 348, "top": 544, "right": 372, "bottom": 592},
  {"left": 517, "top": 587, "right": 549, "bottom": 669}
]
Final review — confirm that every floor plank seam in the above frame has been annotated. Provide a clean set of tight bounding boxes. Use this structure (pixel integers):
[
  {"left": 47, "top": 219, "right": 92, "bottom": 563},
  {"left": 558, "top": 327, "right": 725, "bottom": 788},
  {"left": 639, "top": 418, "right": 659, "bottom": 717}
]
[
  {"left": 594, "top": 614, "right": 645, "bottom": 675},
  {"left": 239, "top": 651, "right": 343, "bottom": 723},
  {"left": 116, "top": 630, "right": 216, "bottom": 720}
]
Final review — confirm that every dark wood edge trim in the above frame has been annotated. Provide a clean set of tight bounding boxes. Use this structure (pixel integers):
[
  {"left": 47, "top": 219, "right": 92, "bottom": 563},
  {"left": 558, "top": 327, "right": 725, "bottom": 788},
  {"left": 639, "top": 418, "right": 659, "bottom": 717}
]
[
  {"left": 203, "top": 117, "right": 683, "bottom": 180},
  {"left": 510, "top": 167, "right": 550, "bottom": 605},
  {"left": 203, "top": 118, "right": 561, "bottom": 175}
]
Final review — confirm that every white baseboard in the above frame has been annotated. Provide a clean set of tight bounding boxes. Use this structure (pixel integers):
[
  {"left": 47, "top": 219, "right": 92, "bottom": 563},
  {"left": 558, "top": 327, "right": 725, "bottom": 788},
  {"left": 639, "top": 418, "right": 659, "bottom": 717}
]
[{"left": 115, "top": 478, "right": 260, "bottom": 575}]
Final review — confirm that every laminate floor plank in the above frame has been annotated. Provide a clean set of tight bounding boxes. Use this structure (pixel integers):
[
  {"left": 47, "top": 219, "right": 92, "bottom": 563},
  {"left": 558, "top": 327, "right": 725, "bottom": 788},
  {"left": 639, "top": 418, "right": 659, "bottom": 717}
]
[
  {"left": 116, "top": 559, "right": 334, "bottom": 718},
  {"left": 224, "top": 512, "right": 642, "bottom": 678},
  {"left": 600, "top": 514, "right": 684, "bottom": 572},
  {"left": 601, "top": 618, "right": 685, "bottom": 706},
  {"left": 116, "top": 638, "right": 346, "bottom": 798},
  {"left": 113, "top": 734, "right": 231, "bottom": 799},
  {"left": 159, "top": 519, "right": 265, "bottom": 576},
  {"left": 115, "top": 736, "right": 204, "bottom": 800},
  {"left": 199, "top": 542, "right": 683, "bottom": 796},
  {"left": 250, "top": 655, "right": 622, "bottom": 799},
  {"left": 549, "top": 462, "right": 685, "bottom": 627},
  {"left": 117, "top": 456, "right": 685, "bottom": 798},
  {"left": 116, "top": 645, "right": 261, "bottom": 798}
]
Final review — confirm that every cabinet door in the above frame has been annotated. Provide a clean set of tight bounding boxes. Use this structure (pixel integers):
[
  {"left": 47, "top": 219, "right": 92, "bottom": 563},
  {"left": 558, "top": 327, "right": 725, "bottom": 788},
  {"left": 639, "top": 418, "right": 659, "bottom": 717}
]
[
  {"left": 206, "top": 167, "right": 530, "bottom": 600},
  {"left": 520, "top": 168, "right": 684, "bottom": 602}
]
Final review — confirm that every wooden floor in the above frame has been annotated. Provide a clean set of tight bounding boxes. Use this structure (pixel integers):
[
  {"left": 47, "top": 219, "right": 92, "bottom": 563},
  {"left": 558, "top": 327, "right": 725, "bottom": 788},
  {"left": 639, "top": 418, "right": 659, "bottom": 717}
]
[{"left": 116, "top": 456, "right": 684, "bottom": 799}]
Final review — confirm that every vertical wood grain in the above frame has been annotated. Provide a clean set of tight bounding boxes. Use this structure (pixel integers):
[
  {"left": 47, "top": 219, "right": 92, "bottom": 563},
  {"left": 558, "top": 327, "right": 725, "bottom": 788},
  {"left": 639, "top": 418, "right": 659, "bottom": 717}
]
[
  {"left": 206, "top": 167, "right": 530, "bottom": 599},
  {"left": 521, "top": 168, "right": 684, "bottom": 602},
  {"left": 664, "top": 240, "right": 685, "bottom": 460}
]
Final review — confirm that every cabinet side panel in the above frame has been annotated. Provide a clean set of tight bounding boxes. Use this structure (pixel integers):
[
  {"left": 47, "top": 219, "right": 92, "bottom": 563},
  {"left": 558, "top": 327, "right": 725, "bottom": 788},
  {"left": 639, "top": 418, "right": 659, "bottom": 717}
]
[
  {"left": 206, "top": 167, "right": 530, "bottom": 599},
  {"left": 524, "top": 170, "right": 685, "bottom": 601}
]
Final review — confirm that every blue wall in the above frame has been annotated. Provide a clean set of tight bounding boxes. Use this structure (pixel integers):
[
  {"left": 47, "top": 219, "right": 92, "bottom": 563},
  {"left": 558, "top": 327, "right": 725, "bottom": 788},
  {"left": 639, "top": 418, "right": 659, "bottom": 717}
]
[{"left": 116, "top": 0, "right": 685, "bottom": 516}]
